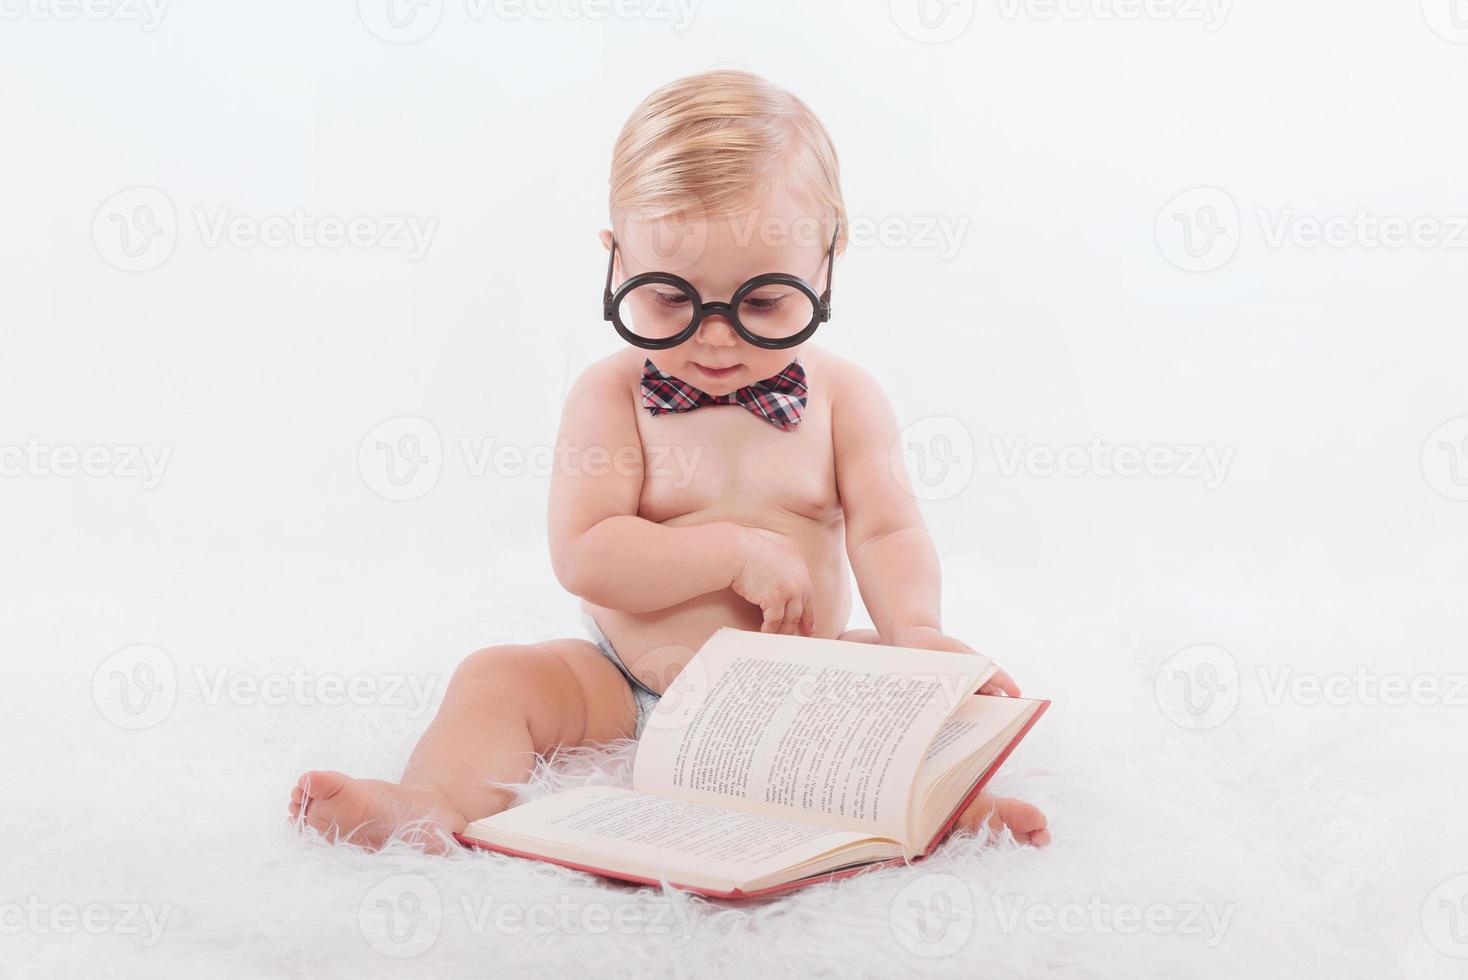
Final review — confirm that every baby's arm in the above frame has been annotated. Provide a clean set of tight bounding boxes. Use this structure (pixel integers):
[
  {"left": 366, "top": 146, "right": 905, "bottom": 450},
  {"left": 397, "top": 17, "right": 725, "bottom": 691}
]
[
  {"left": 548, "top": 361, "right": 744, "bottom": 612},
  {"left": 831, "top": 361, "right": 1020, "bottom": 695},
  {"left": 831, "top": 362, "right": 943, "bottom": 640}
]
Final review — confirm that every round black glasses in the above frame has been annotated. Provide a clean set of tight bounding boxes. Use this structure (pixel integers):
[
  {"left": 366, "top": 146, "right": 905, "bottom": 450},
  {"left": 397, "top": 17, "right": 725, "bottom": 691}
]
[{"left": 602, "top": 223, "right": 839, "bottom": 350}]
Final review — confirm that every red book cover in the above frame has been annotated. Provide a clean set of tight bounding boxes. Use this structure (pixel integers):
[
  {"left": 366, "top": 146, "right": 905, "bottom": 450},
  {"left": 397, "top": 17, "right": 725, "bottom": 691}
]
[{"left": 455, "top": 699, "right": 1050, "bottom": 899}]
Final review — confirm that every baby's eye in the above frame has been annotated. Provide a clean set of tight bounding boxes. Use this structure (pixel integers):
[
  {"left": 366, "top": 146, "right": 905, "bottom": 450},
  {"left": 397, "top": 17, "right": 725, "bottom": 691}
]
[
  {"left": 653, "top": 290, "right": 690, "bottom": 308},
  {"left": 742, "top": 295, "right": 786, "bottom": 313}
]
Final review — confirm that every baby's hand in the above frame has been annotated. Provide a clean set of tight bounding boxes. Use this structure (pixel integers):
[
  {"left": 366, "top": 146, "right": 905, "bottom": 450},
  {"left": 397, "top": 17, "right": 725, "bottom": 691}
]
[
  {"left": 731, "top": 528, "right": 815, "bottom": 636},
  {"left": 890, "top": 625, "right": 1022, "bottom": 697}
]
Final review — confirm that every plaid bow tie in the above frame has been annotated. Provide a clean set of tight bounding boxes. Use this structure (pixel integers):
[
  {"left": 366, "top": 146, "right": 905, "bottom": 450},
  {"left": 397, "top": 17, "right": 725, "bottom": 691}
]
[{"left": 640, "top": 358, "right": 808, "bottom": 431}]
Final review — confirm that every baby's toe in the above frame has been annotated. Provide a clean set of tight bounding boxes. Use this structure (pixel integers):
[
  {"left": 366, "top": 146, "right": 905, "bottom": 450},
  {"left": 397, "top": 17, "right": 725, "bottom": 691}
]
[
  {"left": 296, "top": 769, "right": 348, "bottom": 802},
  {"left": 995, "top": 797, "right": 1049, "bottom": 846}
]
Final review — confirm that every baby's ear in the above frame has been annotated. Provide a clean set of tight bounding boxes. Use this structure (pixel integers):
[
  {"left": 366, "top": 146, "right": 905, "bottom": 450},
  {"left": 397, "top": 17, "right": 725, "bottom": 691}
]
[{"left": 598, "top": 229, "right": 614, "bottom": 251}]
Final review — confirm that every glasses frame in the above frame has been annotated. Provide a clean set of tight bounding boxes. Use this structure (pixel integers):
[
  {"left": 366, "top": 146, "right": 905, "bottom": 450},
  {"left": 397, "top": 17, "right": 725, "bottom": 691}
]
[{"left": 602, "top": 222, "right": 839, "bottom": 350}]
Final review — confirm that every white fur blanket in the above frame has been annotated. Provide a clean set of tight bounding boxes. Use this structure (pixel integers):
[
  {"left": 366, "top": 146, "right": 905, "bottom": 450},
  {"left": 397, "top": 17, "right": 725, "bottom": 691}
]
[{"left": 5, "top": 550, "right": 1462, "bottom": 979}]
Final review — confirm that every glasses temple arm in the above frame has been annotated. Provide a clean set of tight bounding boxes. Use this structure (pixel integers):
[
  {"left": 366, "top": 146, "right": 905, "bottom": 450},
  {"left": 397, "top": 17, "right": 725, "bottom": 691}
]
[
  {"left": 820, "top": 222, "right": 839, "bottom": 306},
  {"left": 602, "top": 239, "right": 618, "bottom": 315}
]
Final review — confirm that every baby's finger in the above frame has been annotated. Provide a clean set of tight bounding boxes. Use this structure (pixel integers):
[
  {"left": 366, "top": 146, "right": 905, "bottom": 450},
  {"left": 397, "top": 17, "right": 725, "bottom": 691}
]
[
  {"left": 762, "top": 600, "right": 788, "bottom": 634},
  {"left": 799, "top": 595, "right": 816, "bottom": 636},
  {"left": 785, "top": 595, "right": 807, "bottom": 635},
  {"left": 979, "top": 667, "right": 1021, "bottom": 697}
]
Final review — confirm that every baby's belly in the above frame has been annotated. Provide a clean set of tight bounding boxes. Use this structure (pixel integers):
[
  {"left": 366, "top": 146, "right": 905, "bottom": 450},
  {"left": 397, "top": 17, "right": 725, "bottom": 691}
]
[{"left": 583, "top": 517, "right": 851, "bottom": 695}]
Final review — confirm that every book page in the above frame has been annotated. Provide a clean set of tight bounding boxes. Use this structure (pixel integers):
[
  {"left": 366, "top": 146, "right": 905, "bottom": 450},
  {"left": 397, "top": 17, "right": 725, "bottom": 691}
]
[
  {"left": 466, "top": 785, "right": 874, "bottom": 891},
  {"left": 632, "top": 629, "right": 993, "bottom": 844},
  {"left": 909, "top": 695, "right": 1040, "bottom": 848},
  {"left": 916, "top": 695, "right": 1035, "bottom": 788}
]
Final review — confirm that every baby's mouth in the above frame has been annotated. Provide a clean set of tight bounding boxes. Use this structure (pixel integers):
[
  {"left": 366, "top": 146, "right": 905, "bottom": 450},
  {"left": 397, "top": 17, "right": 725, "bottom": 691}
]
[{"left": 690, "top": 362, "right": 742, "bottom": 380}]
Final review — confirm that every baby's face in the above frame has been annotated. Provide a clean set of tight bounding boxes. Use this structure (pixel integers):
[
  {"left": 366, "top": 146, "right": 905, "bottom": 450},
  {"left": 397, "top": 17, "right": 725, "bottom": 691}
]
[{"left": 605, "top": 197, "right": 833, "bottom": 395}]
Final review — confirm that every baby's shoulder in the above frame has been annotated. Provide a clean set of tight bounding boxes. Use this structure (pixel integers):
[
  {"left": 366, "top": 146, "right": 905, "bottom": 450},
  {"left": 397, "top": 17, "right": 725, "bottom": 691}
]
[
  {"left": 565, "top": 348, "right": 647, "bottom": 405},
  {"left": 556, "top": 349, "right": 648, "bottom": 437},
  {"left": 803, "top": 345, "right": 889, "bottom": 409}
]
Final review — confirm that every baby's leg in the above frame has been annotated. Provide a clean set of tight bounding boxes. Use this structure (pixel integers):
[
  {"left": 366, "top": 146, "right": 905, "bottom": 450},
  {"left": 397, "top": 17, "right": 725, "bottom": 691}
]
[
  {"left": 288, "top": 639, "right": 637, "bottom": 851},
  {"left": 838, "top": 627, "right": 1051, "bottom": 847}
]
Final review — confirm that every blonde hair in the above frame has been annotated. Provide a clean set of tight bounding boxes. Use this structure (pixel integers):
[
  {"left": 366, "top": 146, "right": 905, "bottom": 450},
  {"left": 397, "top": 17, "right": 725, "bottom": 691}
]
[{"left": 609, "top": 69, "right": 847, "bottom": 252}]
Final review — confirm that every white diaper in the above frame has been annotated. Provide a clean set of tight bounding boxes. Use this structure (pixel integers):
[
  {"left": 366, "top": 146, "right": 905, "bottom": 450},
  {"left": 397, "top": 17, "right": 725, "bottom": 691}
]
[{"left": 581, "top": 613, "right": 660, "bottom": 737}]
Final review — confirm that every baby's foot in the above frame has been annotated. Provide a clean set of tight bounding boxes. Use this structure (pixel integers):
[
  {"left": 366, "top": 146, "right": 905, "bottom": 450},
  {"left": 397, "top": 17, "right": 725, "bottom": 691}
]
[
  {"left": 288, "top": 771, "right": 468, "bottom": 853},
  {"left": 958, "top": 792, "right": 1051, "bottom": 846}
]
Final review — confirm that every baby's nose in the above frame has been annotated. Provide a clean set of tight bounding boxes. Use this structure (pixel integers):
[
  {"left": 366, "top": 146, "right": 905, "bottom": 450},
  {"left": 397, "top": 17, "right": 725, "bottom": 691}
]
[{"left": 694, "top": 314, "right": 738, "bottom": 347}]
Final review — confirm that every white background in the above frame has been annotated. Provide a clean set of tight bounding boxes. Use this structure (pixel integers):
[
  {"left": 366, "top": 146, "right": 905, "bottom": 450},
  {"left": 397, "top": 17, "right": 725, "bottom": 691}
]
[
  {"left": 3, "top": 1, "right": 1465, "bottom": 602},
  {"left": 3, "top": 1, "right": 1467, "bottom": 977}
]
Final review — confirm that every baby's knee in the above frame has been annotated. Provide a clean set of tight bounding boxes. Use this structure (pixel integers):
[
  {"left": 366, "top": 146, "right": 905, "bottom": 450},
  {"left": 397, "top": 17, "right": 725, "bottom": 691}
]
[{"left": 449, "top": 644, "right": 551, "bottom": 698}]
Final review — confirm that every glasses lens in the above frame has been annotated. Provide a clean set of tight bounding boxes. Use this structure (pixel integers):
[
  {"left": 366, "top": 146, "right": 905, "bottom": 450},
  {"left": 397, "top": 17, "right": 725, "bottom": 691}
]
[
  {"left": 616, "top": 281, "right": 697, "bottom": 343},
  {"left": 736, "top": 284, "right": 817, "bottom": 342}
]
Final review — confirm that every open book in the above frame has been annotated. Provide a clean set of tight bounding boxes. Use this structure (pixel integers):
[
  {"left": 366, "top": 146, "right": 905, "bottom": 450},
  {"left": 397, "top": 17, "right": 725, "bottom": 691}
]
[{"left": 457, "top": 628, "right": 1048, "bottom": 899}]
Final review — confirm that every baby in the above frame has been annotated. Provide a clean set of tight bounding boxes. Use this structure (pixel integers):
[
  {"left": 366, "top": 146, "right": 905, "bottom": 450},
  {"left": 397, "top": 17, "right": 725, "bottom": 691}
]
[{"left": 291, "top": 69, "right": 1049, "bottom": 851}]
